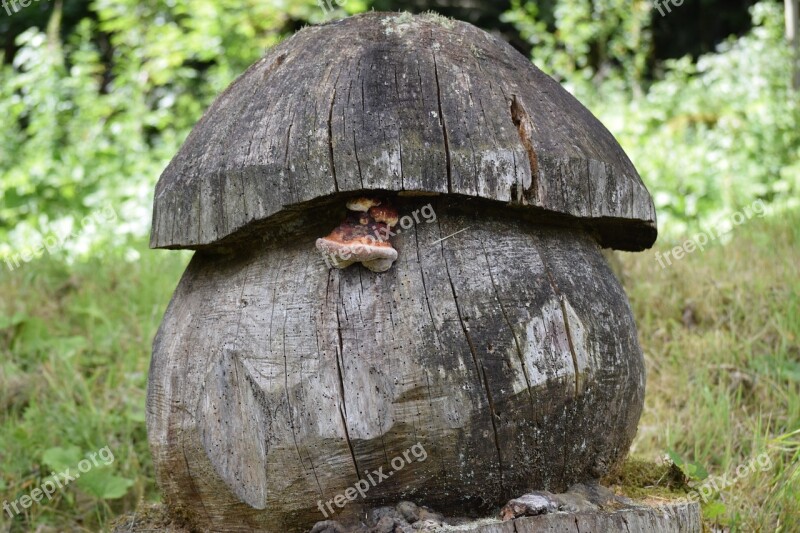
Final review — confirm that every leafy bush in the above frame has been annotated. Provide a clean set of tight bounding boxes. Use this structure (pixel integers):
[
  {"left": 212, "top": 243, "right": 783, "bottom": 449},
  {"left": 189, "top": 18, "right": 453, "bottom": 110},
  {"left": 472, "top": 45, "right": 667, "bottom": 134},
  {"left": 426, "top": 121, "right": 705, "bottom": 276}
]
[
  {"left": 505, "top": 1, "right": 800, "bottom": 237},
  {"left": 0, "top": 0, "right": 334, "bottom": 262},
  {"left": 1, "top": 1, "right": 796, "bottom": 258},
  {"left": 502, "top": 0, "right": 654, "bottom": 93}
]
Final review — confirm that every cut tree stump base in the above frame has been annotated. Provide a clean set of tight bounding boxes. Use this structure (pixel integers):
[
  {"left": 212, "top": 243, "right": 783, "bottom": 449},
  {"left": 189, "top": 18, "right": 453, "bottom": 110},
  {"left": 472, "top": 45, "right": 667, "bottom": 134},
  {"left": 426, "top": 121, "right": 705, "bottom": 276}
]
[
  {"left": 306, "top": 484, "right": 701, "bottom": 533},
  {"left": 429, "top": 504, "right": 701, "bottom": 533},
  {"left": 112, "top": 486, "right": 701, "bottom": 533}
]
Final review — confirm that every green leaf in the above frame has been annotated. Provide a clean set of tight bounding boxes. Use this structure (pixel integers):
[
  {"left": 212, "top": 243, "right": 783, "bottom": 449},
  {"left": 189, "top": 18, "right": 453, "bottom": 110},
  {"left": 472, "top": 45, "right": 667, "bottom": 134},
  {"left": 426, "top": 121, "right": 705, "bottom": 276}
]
[
  {"left": 704, "top": 500, "right": 728, "bottom": 521},
  {"left": 0, "top": 313, "right": 26, "bottom": 329},
  {"left": 76, "top": 469, "right": 134, "bottom": 500},
  {"left": 666, "top": 449, "right": 709, "bottom": 481},
  {"left": 42, "top": 446, "right": 82, "bottom": 472}
]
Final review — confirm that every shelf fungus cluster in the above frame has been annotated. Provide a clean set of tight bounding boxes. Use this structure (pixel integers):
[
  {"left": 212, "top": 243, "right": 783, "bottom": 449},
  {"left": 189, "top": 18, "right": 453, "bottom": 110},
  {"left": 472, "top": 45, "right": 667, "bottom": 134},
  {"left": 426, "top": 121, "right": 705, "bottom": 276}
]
[
  {"left": 146, "top": 12, "right": 657, "bottom": 533},
  {"left": 316, "top": 198, "right": 399, "bottom": 272}
]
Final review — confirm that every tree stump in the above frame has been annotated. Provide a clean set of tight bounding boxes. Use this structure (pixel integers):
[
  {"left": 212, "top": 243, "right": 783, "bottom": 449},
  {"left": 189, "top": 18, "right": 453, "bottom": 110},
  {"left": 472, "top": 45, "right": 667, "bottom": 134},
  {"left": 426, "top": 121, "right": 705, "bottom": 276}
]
[
  {"left": 146, "top": 12, "right": 658, "bottom": 533},
  {"left": 452, "top": 503, "right": 702, "bottom": 533}
]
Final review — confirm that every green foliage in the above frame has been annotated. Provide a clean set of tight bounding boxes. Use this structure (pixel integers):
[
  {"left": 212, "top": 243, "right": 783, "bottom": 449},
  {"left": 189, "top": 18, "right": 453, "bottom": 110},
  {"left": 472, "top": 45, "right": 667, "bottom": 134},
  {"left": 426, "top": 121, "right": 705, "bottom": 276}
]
[
  {"left": 0, "top": 246, "right": 189, "bottom": 531},
  {"left": 703, "top": 501, "right": 729, "bottom": 522},
  {"left": 42, "top": 445, "right": 134, "bottom": 500},
  {"left": 667, "top": 449, "right": 710, "bottom": 481},
  {"left": 601, "top": 2, "right": 799, "bottom": 236},
  {"left": 0, "top": 0, "right": 326, "bottom": 261},
  {"left": 502, "top": 0, "right": 653, "bottom": 92},
  {"left": 504, "top": 1, "right": 800, "bottom": 237}
]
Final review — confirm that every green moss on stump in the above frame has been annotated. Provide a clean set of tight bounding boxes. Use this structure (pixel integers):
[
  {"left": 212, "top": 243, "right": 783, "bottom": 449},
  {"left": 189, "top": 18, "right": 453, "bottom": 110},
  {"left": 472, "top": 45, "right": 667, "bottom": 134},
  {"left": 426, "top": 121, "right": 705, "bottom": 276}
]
[{"left": 603, "top": 457, "right": 691, "bottom": 501}]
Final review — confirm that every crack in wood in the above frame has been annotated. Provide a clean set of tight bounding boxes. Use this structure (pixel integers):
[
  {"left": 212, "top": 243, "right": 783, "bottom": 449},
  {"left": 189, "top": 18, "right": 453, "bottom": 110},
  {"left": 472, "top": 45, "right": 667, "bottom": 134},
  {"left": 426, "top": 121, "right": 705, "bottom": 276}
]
[
  {"left": 327, "top": 86, "right": 339, "bottom": 193},
  {"left": 479, "top": 361, "right": 506, "bottom": 492},
  {"left": 432, "top": 52, "right": 452, "bottom": 194},
  {"left": 437, "top": 220, "right": 505, "bottom": 492},
  {"left": 283, "top": 301, "right": 308, "bottom": 479},
  {"left": 510, "top": 95, "right": 539, "bottom": 203},
  {"left": 334, "top": 278, "right": 362, "bottom": 482},
  {"left": 557, "top": 293, "right": 583, "bottom": 397},
  {"left": 540, "top": 264, "right": 582, "bottom": 399}
]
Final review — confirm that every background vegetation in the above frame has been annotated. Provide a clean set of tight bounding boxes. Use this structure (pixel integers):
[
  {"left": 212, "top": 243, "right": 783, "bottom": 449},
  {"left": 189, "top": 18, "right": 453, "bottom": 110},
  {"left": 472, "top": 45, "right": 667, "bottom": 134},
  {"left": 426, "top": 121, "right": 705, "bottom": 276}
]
[{"left": 1, "top": 0, "right": 797, "bottom": 531}]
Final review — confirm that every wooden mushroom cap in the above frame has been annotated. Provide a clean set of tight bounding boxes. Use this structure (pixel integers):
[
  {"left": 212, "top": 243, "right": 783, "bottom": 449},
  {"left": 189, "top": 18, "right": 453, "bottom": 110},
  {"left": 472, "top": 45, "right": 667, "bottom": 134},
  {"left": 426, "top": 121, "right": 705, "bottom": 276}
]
[{"left": 150, "top": 12, "right": 656, "bottom": 252}]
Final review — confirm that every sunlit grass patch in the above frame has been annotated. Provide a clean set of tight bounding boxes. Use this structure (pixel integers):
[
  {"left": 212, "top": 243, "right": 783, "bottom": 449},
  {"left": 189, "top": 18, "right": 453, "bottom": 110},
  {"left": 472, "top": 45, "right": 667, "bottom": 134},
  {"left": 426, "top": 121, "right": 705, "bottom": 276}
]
[
  {"left": 621, "top": 209, "right": 800, "bottom": 531},
  {"left": 0, "top": 210, "right": 797, "bottom": 531},
  {"left": 0, "top": 244, "right": 189, "bottom": 532}
]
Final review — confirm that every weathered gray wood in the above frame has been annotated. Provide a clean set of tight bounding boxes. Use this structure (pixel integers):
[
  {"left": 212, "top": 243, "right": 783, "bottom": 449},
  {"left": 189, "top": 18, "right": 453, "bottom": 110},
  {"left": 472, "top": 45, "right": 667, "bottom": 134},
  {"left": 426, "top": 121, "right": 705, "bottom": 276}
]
[
  {"left": 150, "top": 12, "right": 656, "bottom": 252},
  {"left": 452, "top": 503, "right": 702, "bottom": 533},
  {"left": 110, "top": 501, "right": 702, "bottom": 533},
  {"left": 146, "top": 205, "right": 645, "bottom": 532}
]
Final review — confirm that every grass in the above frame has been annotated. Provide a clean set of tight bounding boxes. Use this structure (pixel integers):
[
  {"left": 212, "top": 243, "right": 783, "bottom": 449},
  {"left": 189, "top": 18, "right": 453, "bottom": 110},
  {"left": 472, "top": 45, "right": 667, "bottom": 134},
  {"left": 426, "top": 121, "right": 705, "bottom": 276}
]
[
  {"left": 0, "top": 245, "right": 190, "bottom": 532},
  {"left": 0, "top": 211, "right": 797, "bottom": 532},
  {"left": 619, "top": 209, "right": 800, "bottom": 530}
]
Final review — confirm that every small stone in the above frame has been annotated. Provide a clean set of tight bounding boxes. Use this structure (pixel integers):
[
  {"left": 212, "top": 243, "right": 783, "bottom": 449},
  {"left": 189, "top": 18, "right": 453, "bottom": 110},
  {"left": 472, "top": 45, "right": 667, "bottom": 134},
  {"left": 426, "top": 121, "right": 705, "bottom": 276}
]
[
  {"left": 567, "top": 483, "right": 616, "bottom": 506},
  {"left": 393, "top": 521, "right": 415, "bottom": 533},
  {"left": 412, "top": 519, "right": 442, "bottom": 531},
  {"left": 551, "top": 492, "right": 597, "bottom": 513},
  {"left": 417, "top": 508, "right": 444, "bottom": 523},
  {"left": 310, "top": 520, "right": 349, "bottom": 533},
  {"left": 396, "top": 501, "right": 420, "bottom": 523},
  {"left": 369, "top": 507, "right": 403, "bottom": 526},
  {"left": 500, "top": 493, "right": 558, "bottom": 521},
  {"left": 372, "top": 515, "right": 396, "bottom": 533}
]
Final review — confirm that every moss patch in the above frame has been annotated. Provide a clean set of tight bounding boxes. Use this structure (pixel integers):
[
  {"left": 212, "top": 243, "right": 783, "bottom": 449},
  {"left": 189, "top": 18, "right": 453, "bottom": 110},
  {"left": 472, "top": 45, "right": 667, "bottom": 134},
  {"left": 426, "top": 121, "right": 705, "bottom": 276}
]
[
  {"left": 421, "top": 11, "right": 456, "bottom": 29},
  {"left": 110, "top": 503, "right": 191, "bottom": 533},
  {"left": 602, "top": 457, "right": 691, "bottom": 501},
  {"left": 379, "top": 12, "right": 415, "bottom": 36}
]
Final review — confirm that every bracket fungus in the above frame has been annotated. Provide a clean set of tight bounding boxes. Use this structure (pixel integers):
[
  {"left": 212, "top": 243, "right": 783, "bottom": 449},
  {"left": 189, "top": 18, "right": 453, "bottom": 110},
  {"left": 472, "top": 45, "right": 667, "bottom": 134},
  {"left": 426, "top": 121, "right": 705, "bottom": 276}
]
[
  {"left": 146, "top": 12, "right": 657, "bottom": 533},
  {"left": 315, "top": 198, "right": 400, "bottom": 272}
]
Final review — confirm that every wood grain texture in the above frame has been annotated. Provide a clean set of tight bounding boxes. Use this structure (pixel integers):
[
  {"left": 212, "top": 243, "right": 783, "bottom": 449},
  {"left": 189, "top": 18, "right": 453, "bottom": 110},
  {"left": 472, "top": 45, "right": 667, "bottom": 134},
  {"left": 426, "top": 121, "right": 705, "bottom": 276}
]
[
  {"left": 465, "top": 503, "right": 701, "bottom": 533},
  {"left": 146, "top": 208, "right": 645, "bottom": 532},
  {"left": 149, "top": 12, "right": 656, "bottom": 252}
]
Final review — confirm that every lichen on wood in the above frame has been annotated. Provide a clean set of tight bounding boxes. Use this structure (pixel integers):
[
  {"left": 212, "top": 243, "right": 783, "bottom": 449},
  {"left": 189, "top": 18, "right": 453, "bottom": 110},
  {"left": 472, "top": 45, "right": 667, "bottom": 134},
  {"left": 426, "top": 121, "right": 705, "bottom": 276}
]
[
  {"left": 147, "top": 207, "right": 646, "bottom": 532},
  {"left": 149, "top": 12, "right": 656, "bottom": 252},
  {"left": 145, "top": 12, "right": 660, "bottom": 533}
]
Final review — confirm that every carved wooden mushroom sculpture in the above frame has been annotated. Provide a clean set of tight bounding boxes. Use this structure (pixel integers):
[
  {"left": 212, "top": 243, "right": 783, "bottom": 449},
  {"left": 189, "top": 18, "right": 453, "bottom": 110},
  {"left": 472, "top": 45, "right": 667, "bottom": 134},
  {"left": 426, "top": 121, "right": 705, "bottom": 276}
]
[{"left": 146, "top": 12, "right": 657, "bottom": 533}]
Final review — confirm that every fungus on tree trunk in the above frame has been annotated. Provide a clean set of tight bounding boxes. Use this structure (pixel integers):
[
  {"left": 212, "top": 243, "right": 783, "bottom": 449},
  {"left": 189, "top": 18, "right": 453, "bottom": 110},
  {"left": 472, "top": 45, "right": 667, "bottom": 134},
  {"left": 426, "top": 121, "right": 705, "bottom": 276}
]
[
  {"left": 146, "top": 12, "right": 658, "bottom": 533},
  {"left": 315, "top": 198, "right": 400, "bottom": 272}
]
